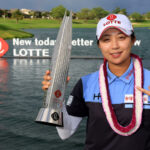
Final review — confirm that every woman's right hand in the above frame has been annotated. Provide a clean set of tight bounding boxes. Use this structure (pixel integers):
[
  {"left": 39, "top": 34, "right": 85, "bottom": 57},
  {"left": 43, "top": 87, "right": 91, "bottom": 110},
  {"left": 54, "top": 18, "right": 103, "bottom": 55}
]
[
  {"left": 42, "top": 70, "right": 70, "bottom": 91},
  {"left": 42, "top": 70, "right": 51, "bottom": 91}
]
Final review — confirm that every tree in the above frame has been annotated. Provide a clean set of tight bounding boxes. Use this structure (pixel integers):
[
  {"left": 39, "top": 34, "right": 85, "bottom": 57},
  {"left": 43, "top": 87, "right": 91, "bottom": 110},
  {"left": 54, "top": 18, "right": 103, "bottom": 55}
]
[
  {"left": 0, "top": 9, "right": 3, "bottom": 17},
  {"left": 130, "top": 12, "right": 144, "bottom": 22},
  {"left": 29, "top": 11, "right": 34, "bottom": 18},
  {"left": 42, "top": 11, "right": 50, "bottom": 19},
  {"left": 76, "top": 7, "right": 109, "bottom": 20},
  {"left": 50, "top": 5, "right": 66, "bottom": 19},
  {"left": 11, "top": 9, "right": 23, "bottom": 23},
  {"left": 2, "top": 9, "right": 9, "bottom": 19},
  {"left": 72, "top": 12, "right": 77, "bottom": 19},
  {"left": 76, "top": 8, "right": 91, "bottom": 20},
  {"left": 91, "top": 7, "right": 109, "bottom": 19},
  {"left": 28, "top": 11, "right": 42, "bottom": 18},
  {"left": 112, "top": 7, "right": 127, "bottom": 15},
  {"left": 145, "top": 12, "right": 150, "bottom": 19},
  {"left": 119, "top": 9, "right": 127, "bottom": 16},
  {"left": 112, "top": 7, "right": 121, "bottom": 14},
  {"left": 33, "top": 11, "right": 42, "bottom": 18}
]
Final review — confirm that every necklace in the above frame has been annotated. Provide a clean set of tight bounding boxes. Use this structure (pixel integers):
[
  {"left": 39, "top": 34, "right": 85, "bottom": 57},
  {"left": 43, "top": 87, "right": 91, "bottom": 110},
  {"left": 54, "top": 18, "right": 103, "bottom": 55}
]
[{"left": 99, "top": 54, "right": 143, "bottom": 136}]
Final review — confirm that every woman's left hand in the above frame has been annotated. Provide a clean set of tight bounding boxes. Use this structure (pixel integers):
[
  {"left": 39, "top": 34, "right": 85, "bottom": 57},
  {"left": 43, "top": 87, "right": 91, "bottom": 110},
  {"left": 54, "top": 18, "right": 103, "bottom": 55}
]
[{"left": 136, "top": 86, "right": 150, "bottom": 96}]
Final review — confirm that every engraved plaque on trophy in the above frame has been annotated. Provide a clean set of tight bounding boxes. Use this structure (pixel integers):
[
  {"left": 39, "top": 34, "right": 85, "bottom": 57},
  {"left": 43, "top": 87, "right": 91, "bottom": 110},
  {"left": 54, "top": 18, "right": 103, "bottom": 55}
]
[{"left": 35, "top": 12, "right": 72, "bottom": 126}]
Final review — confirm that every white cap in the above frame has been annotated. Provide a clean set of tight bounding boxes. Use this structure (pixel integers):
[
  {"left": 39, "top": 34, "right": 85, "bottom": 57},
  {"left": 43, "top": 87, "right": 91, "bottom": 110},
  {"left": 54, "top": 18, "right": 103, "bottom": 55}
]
[{"left": 96, "top": 14, "right": 133, "bottom": 40}]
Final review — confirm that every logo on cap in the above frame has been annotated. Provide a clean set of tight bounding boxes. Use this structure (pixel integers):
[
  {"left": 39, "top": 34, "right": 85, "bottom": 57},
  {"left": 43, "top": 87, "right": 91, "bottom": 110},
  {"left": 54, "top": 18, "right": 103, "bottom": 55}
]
[
  {"left": 0, "top": 38, "right": 9, "bottom": 57},
  {"left": 107, "top": 14, "right": 117, "bottom": 21}
]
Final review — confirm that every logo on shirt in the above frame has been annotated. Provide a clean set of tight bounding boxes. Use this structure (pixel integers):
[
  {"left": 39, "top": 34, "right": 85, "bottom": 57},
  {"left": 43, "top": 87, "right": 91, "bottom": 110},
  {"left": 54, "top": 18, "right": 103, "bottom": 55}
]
[
  {"left": 126, "top": 68, "right": 133, "bottom": 80},
  {"left": 67, "top": 95, "right": 74, "bottom": 106},
  {"left": 93, "top": 93, "right": 101, "bottom": 100},
  {"left": 124, "top": 94, "right": 150, "bottom": 109}
]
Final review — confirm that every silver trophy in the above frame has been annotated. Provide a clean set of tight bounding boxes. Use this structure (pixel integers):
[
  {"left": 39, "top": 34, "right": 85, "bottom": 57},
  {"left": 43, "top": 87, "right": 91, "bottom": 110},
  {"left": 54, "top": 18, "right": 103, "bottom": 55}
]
[{"left": 35, "top": 12, "right": 72, "bottom": 126}]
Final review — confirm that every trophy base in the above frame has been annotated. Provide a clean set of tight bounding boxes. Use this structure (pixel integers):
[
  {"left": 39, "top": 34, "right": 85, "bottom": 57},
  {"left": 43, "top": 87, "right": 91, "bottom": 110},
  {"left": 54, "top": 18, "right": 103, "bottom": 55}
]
[{"left": 35, "top": 108, "right": 63, "bottom": 127}]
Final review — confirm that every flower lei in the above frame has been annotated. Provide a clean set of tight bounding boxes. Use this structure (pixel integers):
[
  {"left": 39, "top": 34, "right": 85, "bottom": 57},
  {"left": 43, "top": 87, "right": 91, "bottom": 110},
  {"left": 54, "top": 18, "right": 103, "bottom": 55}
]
[{"left": 99, "top": 54, "right": 143, "bottom": 136}]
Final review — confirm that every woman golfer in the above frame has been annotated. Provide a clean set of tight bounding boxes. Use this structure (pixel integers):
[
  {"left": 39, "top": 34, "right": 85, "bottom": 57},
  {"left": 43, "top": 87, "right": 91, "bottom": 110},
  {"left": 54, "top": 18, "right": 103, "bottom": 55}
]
[{"left": 42, "top": 14, "right": 150, "bottom": 150}]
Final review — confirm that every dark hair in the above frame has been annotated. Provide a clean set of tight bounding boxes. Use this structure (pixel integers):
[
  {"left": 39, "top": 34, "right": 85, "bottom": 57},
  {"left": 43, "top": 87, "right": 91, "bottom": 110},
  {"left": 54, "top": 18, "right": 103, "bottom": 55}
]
[
  {"left": 131, "top": 31, "right": 135, "bottom": 40},
  {"left": 96, "top": 31, "right": 136, "bottom": 45}
]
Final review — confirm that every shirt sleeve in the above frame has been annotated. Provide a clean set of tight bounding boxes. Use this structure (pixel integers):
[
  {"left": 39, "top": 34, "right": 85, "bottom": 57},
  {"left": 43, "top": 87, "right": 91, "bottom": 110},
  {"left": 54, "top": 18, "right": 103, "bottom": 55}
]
[
  {"left": 66, "top": 78, "right": 88, "bottom": 117},
  {"left": 56, "top": 103, "right": 82, "bottom": 140}
]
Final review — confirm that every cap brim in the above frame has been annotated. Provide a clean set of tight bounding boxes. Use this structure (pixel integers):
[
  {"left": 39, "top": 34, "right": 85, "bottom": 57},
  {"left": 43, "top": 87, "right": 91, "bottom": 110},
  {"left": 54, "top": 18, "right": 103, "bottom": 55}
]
[{"left": 98, "top": 26, "right": 132, "bottom": 40}]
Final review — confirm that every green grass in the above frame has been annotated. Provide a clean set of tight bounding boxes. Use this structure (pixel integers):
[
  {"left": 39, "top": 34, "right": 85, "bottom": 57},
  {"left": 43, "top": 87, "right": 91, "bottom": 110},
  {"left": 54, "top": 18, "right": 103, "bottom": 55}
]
[
  {"left": 0, "top": 18, "right": 61, "bottom": 39},
  {"left": 0, "top": 24, "right": 34, "bottom": 39},
  {"left": 132, "top": 21, "right": 150, "bottom": 28},
  {"left": 0, "top": 18, "right": 150, "bottom": 39},
  {"left": 0, "top": 18, "right": 61, "bottom": 29},
  {"left": 72, "top": 19, "right": 97, "bottom": 28}
]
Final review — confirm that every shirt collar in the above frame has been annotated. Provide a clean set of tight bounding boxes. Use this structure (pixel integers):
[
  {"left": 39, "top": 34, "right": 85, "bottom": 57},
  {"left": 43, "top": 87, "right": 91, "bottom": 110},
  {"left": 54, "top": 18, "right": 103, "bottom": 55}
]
[{"left": 107, "top": 59, "right": 134, "bottom": 84}]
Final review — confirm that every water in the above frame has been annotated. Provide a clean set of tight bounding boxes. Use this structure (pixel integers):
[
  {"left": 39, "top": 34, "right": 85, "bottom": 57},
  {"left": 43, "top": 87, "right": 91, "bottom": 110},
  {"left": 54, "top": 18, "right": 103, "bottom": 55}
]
[{"left": 0, "top": 28, "right": 150, "bottom": 150}]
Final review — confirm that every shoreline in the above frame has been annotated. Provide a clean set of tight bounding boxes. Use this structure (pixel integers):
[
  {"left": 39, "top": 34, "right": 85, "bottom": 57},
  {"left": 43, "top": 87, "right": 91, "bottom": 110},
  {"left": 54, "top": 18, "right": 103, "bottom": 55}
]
[{"left": 0, "top": 18, "right": 150, "bottom": 39}]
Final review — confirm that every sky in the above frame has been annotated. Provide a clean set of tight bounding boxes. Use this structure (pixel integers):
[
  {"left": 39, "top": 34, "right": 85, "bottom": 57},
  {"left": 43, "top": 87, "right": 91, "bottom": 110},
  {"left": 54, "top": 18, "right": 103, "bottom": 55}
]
[{"left": 1, "top": 0, "right": 150, "bottom": 14}]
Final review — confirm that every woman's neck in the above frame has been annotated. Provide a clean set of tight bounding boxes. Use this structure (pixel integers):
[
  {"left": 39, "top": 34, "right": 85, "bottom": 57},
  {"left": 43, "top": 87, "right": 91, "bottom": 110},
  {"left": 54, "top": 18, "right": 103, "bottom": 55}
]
[{"left": 108, "top": 58, "right": 131, "bottom": 77}]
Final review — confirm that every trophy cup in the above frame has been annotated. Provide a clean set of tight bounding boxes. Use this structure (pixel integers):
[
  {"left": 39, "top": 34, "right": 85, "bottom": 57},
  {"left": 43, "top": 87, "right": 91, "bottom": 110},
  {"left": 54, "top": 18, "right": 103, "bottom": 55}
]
[{"left": 35, "top": 12, "right": 72, "bottom": 127}]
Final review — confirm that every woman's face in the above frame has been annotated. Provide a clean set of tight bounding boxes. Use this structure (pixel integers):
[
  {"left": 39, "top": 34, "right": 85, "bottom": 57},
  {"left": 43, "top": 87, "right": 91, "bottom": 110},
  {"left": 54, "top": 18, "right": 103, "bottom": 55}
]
[{"left": 99, "top": 28, "right": 135, "bottom": 67}]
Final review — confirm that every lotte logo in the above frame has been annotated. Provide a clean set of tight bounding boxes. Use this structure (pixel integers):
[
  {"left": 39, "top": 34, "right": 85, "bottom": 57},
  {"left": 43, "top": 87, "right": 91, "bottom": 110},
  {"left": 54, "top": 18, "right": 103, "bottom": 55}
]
[
  {"left": 107, "top": 14, "right": 117, "bottom": 21},
  {"left": 0, "top": 38, "right": 9, "bottom": 57}
]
